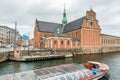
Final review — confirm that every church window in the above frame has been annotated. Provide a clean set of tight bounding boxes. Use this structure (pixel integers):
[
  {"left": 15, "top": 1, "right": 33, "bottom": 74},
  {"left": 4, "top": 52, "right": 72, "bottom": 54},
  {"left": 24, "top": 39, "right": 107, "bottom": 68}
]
[
  {"left": 75, "top": 32, "right": 78, "bottom": 37},
  {"left": 90, "top": 16, "right": 93, "bottom": 25},
  {"left": 90, "top": 16, "right": 93, "bottom": 22}
]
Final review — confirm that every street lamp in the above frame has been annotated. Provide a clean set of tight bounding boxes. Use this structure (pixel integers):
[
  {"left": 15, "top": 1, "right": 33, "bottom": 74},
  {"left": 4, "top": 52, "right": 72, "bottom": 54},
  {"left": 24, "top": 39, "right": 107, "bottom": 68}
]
[{"left": 14, "top": 22, "right": 17, "bottom": 50}]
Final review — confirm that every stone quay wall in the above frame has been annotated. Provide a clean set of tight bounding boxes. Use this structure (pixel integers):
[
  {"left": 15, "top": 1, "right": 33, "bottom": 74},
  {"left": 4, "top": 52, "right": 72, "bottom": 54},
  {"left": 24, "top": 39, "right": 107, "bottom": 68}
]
[
  {"left": 0, "top": 46, "right": 120, "bottom": 61},
  {"left": 101, "top": 47, "right": 120, "bottom": 53}
]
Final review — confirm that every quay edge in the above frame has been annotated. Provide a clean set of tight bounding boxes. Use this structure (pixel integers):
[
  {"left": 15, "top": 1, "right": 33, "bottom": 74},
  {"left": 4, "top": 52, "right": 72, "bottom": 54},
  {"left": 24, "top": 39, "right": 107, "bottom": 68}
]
[{"left": 0, "top": 48, "right": 120, "bottom": 62}]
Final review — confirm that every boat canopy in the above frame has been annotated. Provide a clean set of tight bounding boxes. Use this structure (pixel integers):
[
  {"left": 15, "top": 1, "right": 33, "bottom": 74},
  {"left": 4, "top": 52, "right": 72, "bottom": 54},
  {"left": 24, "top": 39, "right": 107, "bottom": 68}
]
[{"left": 0, "top": 64, "right": 93, "bottom": 80}]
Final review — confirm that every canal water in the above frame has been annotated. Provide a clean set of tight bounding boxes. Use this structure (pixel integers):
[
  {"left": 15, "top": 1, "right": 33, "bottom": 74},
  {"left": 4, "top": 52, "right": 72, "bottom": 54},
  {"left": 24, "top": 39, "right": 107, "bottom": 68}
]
[{"left": 0, "top": 52, "right": 120, "bottom": 80}]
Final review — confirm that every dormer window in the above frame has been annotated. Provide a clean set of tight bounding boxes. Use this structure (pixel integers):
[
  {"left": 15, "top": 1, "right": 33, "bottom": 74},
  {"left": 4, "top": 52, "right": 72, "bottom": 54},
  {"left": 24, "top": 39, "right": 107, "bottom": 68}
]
[{"left": 90, "top": 16, "right": 93, "bottom": 22}]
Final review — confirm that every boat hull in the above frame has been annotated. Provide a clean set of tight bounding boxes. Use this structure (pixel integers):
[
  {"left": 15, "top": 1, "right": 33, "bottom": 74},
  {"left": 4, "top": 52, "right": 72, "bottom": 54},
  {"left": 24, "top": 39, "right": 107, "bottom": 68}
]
[{"left": 92, "top": 73, "right": 106, "bottom": 80}]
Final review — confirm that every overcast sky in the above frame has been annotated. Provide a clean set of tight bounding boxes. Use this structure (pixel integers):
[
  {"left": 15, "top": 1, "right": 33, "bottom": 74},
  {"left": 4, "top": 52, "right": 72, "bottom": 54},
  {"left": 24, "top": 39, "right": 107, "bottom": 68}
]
[{"left": 0, "top": 0, "right": 120, "bottom": 38}]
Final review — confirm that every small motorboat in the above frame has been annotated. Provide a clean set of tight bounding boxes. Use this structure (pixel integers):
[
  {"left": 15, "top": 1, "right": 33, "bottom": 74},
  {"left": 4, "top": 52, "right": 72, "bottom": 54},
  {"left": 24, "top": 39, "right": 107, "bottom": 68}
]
[
  {"left": 0, "top": 61, "right": 109, "bottom": 80},
  {"left": 83, "top": 61, "right": 109, "bottom": 80}
]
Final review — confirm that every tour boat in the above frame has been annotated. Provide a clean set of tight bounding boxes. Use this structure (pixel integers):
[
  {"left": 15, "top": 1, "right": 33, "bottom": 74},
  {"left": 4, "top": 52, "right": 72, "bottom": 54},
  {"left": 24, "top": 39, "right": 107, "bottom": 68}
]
[{"left": 0, "top": 61, "right": 109, "bottom": 80}]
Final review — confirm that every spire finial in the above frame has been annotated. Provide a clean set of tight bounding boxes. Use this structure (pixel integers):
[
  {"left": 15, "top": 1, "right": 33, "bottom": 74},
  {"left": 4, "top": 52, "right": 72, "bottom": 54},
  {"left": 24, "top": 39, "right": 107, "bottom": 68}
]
[
  {"left": 36, "top": 18, "right": 38, "bottom": 21},
  {"left": 90, "top": 0, "right": 92, "bottom": 10},
  {"left": 64, "top": 2, "right": 65, "bottom": 11}
]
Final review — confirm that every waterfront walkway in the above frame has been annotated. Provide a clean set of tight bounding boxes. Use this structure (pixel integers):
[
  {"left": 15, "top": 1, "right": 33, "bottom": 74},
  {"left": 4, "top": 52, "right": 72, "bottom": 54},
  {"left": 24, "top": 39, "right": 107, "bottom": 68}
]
[{"left": 0, "top": 47, "right": 39, "bottom": 53}]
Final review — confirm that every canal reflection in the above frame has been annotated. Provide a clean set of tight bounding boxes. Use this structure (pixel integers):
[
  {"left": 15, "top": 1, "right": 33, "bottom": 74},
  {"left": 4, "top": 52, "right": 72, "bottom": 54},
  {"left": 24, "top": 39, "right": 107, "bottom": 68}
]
[{"left": 0, "top": 52, "right": 120, "bottom": 80}]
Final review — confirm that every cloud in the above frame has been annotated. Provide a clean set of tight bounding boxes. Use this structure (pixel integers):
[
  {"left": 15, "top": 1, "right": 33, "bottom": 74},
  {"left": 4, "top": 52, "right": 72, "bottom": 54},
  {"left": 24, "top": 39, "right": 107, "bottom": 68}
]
[{"left": 0, "top": 0, "right": 120, "bottom": 38}]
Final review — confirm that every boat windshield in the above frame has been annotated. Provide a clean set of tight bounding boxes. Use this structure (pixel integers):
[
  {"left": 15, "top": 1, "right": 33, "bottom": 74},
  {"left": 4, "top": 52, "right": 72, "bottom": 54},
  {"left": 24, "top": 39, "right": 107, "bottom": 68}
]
[{"left": 59, "top": 76, "right": 66, "bottom": 80}]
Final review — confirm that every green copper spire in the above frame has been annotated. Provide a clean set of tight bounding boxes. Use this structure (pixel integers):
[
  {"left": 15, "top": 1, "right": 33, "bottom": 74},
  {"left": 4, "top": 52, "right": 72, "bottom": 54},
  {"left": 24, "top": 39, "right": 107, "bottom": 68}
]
[{"left": 62, "top": 3, "right": 67, "bottom": 26}]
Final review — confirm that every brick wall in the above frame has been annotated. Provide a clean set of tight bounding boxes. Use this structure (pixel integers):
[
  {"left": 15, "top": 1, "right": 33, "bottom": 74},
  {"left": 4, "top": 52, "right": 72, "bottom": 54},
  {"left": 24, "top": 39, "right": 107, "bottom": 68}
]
[{"left": 64, "top": 29, "right": 81, "bottom": 47}]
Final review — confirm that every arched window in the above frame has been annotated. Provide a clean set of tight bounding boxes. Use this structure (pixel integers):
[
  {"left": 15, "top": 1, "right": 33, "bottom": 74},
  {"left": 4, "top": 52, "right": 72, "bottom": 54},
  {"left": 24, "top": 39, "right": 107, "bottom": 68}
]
[{"left": 61, "top": 40, "right": 64, "bottom": 45}]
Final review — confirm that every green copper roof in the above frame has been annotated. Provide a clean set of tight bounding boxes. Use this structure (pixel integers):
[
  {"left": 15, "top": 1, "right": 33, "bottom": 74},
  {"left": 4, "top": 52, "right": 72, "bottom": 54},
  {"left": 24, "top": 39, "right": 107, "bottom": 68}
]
[{"left": 62, "top": 4, "right": 67, "bottom": 25}]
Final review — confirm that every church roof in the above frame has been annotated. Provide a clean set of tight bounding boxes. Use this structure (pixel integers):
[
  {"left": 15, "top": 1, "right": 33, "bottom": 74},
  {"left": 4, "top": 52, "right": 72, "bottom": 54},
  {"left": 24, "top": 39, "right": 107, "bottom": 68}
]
[
  {"left": 63, "top": 16, "right": 85, "bottom": 32},
  {"left": 37, "top": 16, "right": 85, "bottom": 33},
  {"left": 37, "top": 21, "right": 63, "bottom": 32}
]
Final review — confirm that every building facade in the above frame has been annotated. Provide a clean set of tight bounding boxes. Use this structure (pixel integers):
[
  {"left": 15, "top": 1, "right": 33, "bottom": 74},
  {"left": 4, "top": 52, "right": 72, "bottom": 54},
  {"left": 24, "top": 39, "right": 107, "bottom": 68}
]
[
  {"left": 0, "top": 25, "right": 21, "bottom": 47},
  {"left": 34, "top": 8, "right": 120, "bottom": 53},
  {"left": 63, "top": 9, "right": 101, "bottom": 53},
  {"left": 101, "top": 34, "right": 120, "bottom": 53}
]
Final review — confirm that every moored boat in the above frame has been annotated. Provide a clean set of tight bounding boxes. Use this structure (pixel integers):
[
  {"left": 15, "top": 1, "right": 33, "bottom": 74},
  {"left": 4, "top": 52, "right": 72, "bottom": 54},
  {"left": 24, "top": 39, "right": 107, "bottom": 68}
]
[{"left": 0, "top": 61, "right": 109, "bottom": 80}]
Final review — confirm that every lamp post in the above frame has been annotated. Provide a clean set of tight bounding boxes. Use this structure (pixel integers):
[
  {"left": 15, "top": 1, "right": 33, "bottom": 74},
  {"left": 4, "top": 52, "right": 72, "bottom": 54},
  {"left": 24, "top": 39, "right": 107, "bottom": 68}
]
[{"left": 14, "top": 22, "right": 17, "bottom": 51}]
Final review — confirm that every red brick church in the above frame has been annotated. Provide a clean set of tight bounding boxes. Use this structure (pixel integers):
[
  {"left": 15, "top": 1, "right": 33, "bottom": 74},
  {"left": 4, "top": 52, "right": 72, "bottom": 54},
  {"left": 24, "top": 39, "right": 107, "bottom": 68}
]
[{"left": 34, "top": 7, "right": 101, "bottom": 52}]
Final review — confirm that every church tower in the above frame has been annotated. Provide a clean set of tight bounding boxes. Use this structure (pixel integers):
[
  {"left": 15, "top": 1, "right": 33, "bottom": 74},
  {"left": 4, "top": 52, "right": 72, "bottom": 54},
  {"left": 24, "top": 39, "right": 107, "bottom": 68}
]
[{"left": 62, "top": 4, "right": 67, "bottom": 26}]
